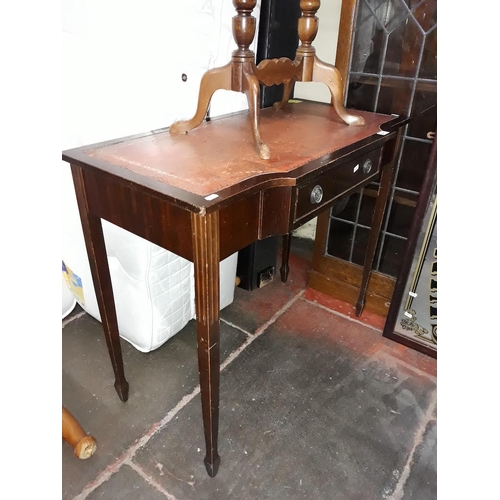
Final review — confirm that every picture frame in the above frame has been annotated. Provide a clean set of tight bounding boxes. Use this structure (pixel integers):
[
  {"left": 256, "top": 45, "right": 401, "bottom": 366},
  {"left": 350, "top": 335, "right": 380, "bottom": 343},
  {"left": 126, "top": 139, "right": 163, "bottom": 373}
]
[{"left": 383, "top": 135, "right": 437, "bottom": 358}]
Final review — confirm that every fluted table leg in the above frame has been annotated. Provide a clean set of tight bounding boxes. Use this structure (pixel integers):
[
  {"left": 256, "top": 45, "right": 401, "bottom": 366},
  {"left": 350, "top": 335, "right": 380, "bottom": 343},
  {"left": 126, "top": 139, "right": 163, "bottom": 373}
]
[{"left": 192, "top": 211, "right": 221, "bottom": 477}]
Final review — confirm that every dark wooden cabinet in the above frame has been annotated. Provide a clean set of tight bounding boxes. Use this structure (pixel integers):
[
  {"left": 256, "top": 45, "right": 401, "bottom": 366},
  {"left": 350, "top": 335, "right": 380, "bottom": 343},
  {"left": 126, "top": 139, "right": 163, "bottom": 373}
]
[{"left": 309, "top": 0, "right": 437, "bottom": 318}]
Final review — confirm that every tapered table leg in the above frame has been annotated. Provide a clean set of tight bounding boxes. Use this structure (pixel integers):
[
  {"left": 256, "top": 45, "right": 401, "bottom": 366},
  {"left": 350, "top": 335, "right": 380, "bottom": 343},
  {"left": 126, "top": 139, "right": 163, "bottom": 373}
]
[
  {"left": 280, "top": 233, "right": 292, "bottom": 283},
  {"left": 355, "top": 130, "right": 403, "bottom": 316},
  {"left": 71, "top": 165, "right": 129, "bottom": 402},
  {"left": 191, "top": 211, "right": 221, "bottom": 478}
]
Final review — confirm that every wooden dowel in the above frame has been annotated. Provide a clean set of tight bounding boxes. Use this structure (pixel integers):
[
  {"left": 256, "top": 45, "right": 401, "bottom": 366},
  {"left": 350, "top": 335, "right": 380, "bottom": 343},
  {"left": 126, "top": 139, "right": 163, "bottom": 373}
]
[{"left": 62, "top": 406, "right": 97, "bottom": 459}]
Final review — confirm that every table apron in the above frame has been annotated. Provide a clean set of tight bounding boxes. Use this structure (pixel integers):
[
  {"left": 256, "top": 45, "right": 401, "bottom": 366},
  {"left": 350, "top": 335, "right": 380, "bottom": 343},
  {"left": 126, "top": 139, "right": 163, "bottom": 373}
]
[
  {"left": 219, "top": 185, "right": 293, "bottom": 259},
  {"left": 78, "top": 167, "right": 296, "bottom": 263},
  {"left": 79, "top": 167, "right": 195, "bottom": 261}
]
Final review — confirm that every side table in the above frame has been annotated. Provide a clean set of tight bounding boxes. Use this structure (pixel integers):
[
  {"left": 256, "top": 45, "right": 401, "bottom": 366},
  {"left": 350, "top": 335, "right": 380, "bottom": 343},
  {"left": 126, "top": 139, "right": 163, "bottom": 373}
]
[{"left": 63, "top": 101, "right": 406, "bottom": 476}]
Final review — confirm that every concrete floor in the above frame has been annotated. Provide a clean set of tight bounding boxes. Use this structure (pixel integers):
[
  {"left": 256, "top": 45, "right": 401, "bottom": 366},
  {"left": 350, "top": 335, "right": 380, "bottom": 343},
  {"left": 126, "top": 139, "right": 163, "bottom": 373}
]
[{"left": 62, "top": 238, "right": 437, "bottom": 500}]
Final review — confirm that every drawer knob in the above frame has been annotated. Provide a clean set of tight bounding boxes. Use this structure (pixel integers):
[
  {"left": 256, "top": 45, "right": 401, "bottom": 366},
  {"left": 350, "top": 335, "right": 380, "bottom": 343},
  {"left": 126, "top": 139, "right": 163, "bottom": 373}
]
[
  {"left": 310, "top": 185, "right": 323, "bottom": 204},
  {"left": 363, "top": 158, "right": 373, "bottom": 174}
]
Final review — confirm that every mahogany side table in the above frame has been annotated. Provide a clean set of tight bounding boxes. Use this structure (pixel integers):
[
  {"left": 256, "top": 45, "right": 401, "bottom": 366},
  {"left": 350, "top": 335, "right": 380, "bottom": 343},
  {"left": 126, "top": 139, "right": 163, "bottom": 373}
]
[{"left": 62, "top": 101, "right": 406, "bottom": 477}]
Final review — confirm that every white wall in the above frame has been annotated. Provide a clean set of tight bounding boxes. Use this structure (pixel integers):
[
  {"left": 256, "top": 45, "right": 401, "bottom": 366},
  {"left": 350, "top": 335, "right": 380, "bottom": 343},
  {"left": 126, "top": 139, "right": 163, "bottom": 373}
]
[{"left": 62, "top": 0, "right": 261, "bottom": 150}]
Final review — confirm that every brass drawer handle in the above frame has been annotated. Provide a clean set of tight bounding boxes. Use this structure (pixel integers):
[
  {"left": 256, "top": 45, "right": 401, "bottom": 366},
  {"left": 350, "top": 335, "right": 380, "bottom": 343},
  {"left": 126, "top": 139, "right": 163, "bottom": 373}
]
[
  {"left": 310, "top": 185, "right": 323, "bottom": 204},
  {"left": 363, "top": 158, "right": 372, "bottom": 174}
]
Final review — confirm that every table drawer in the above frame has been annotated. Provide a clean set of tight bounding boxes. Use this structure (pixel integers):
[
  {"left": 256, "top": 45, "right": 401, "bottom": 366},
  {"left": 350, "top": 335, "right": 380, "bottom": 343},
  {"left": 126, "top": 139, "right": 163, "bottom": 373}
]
[{"left": 294, "top": 148, "right": 383, "bottom": 223}]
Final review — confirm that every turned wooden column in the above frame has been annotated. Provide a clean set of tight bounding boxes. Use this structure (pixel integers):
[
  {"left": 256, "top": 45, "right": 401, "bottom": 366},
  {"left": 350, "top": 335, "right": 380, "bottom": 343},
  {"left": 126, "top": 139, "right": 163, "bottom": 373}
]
[
  {"left": 296, "top": 0, "right": 321, "bottom": 79},
  {"left": 231, "top": 0, "right": 257, "bottom": 75}
]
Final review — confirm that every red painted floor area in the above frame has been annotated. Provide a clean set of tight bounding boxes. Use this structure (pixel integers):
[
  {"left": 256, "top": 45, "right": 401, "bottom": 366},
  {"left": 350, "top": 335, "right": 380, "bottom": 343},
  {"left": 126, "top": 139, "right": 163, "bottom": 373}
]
[
  {"left": 303, "top": 287, "right": 387, "bottom": 331},
  {"left": 300, "top": 288, "right": 437, "bottom": 378},
  {"left": 277, "top": 238, "right": 436, "bottom": 378}
]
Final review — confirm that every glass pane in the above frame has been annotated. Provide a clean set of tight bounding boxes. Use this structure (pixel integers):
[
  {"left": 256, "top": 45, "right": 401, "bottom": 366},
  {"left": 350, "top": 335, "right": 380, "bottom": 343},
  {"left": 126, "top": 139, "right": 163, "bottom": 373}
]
[
  {"left": 375, "top": 0, "right": 411, "bottom": 34},
  {"left": 364, "top": 0, "right": 389, "bottom": 12},
  {"left": 352, "top": 4, "right": 385, "bottom": 74},
  {"left": 346, "top": 73, "right": 379, "bottom": 112},
  {"left": 385, "top": 192, "right": 417, "bottom": 238},
  {"left": 352, "top": 227, "right": 370, "bottom": 266},
  {"left": 358, "top": 189, "right": 378, "bottom": 227},
  {"left": 326, "top": 220, "right": 354, "bottom": 261},
  {"left": 376, "top": 76, "right": 414, "bottom": 115},
  {"left": 395, "top": 139, "right": 432, "bottom": 192},
  {"left": 407, "top": 88, "right": 436, "bottom": 139},
  {"left": 412, "top": 0, "right": 437, "bottom": 33},
  {"left": 418, "top": 28, "right": 437, "bottom": 80},
  {"left": 377, "top": 234, "right": 406, "bottom": 276},
  {"left": 330, "top": 193, "right": 359, "bottom": 222},
  {"left": 382, "top": 14, "right": 423, "bottom": 77}
]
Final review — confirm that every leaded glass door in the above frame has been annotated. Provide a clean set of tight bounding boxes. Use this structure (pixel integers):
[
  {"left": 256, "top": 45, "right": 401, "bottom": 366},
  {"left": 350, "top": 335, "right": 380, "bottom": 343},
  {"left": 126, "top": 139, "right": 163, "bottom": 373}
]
[{"left": 309, "top": 0, "right": 437, "bottom": 316}]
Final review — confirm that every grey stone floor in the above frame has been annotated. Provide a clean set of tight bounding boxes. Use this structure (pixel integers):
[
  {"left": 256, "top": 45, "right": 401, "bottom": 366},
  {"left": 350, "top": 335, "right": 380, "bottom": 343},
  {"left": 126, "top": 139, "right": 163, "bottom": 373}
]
[{"left": 62, "top": 239, "right": 436, "bottom": 499}]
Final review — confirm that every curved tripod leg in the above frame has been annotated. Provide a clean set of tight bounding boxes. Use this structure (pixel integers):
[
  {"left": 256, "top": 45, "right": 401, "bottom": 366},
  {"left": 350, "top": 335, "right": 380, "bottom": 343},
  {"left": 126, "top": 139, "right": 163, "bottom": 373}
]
[
  {"left": 243, "top": 70, "right": 271, "bottom": 160},
  {"left": 312, "top": 57, "right": 365, "bottom": 126},
  {"left": 273, "top": 80, "right": 294, "bottom": 111},
  {"left": 170, "top": 63, "right": 232, "bottom": 135}
]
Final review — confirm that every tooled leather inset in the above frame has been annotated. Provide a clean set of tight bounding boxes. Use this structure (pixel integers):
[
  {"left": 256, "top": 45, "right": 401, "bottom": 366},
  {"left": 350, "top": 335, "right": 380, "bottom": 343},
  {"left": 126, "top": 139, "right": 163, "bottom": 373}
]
[{"left": 86, "top": 103, "right": 393, "bottom": 197}]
